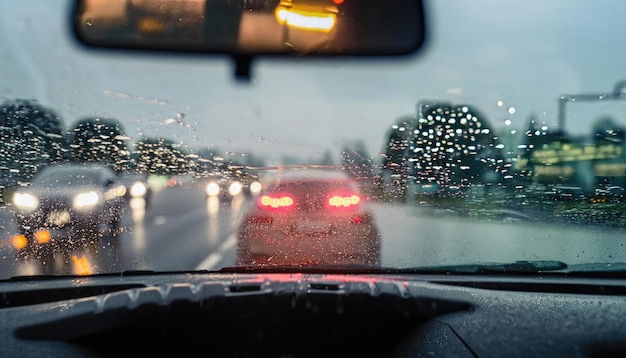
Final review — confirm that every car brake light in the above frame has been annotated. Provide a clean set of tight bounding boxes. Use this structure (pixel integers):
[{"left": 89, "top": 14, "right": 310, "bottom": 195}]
[
  {"left": 259, "top": 194, "right": 295, "bottom": 209},
  {"left": 328, "top": 194, "right": 361, "bottom": 208}
]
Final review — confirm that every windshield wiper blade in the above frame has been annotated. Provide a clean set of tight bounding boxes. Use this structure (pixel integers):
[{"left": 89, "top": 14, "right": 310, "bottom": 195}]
[
  {"left": 219, "top": 261, "right": 569, "bottom": 275},
  {"left": 387, "top": 260, "right": 568, "bottom": 275}
]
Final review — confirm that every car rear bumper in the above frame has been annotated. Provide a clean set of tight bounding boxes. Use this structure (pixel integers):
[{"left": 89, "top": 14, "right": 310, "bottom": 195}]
[{"left": 237, "top": 227, "right": 380, "bottom": 266}]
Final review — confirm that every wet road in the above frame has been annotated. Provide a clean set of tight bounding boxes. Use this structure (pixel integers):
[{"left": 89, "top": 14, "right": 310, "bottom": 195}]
[
  {"left": 0, "top": 186, "right": 625, "bottom": 278},
  {"left": 0, "top": 186, "right": 251, "bottom": 277}
]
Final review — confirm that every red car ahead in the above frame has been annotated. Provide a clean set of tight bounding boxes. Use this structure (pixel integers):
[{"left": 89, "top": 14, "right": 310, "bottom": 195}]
[{"left": 237, "top": 170, "right": 380, "bottom": 266}]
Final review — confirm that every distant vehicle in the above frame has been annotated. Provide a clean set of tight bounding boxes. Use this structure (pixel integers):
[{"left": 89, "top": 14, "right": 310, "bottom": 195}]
[
  {"left": 117, "top": 172, "right": 152, "bottom": 207},
  {"left": 12, "top": 164, "right": 126, "bottom": 247},
  {"left": 237, "top": 170, "right": 380, "bottom": 266},
  {"left": 204, "top": 172, "right": 262, "bottom": 200}
]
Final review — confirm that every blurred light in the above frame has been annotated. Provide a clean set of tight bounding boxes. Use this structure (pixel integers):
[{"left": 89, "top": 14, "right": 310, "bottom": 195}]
[
  {"left": 228, "top": 181, "right": 243, "bottom": 196},
  {"left": 328, "top": 194, "right": 361, "bottom": 208},
  {"left": 332, "top": 0, "right": 344, "bottom": 4},
  {"left": 105, "top": 185, "right": 126, "bottom": 200},
  {"left": 259, "top": 195, "right": 294, "bottom": 209},
  {"left": 250, "top": 181, "right": 262, "bottom": 196},
  {"left": 11, "top": 234, "right": 28, "bottom": 250},
  {"left": 130, "top": 181, "right": 147, "bottom": 198},
  {"left": 138, "top": 17, "right": 164, "bottom": 34},
  {"left": 206, "top": 182, "right": 220, "bottom": 197},
  {"left": 72, "top": 255, "right": 93, "bottom": 276},
  {"left": 74, "top": 191, "right": 100, "bottom": 208},
  {"left": 275, "top": 7, "right": 336, "bottom": 32},
  {"left": 504, "top": 119, "right": 511, "bottom": 126},
  {"left": 497, "top": 100, "right": 504, "bottom": 107},
  {"left": 508, "top": 107, "right": 516, "bottom": 114},
  {"left": 130, "top": 197, "right": 146, "bottom": 211},
  {"left": 276, "top": 8, "right": 288, "bottom": 22},
  {"left": 13, "top": 192, "right": 39, "bottom": 211},
  {"left": 34, "top": 230, "right": 51, "bottom": 244},
  {"left": 207, "top": 196, "right": 219, "bottom": 216}
]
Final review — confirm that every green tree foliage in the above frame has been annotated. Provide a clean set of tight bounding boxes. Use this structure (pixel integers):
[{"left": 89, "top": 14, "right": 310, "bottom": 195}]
[
  {"left": 136, "top": 138, "right": 194, "bottom": 175},
  {"left": 0, "top": 100, "right": 67, "bottom": 184},
  {"left": 70, "top": 117, "right": 131, "bottom": 172}
]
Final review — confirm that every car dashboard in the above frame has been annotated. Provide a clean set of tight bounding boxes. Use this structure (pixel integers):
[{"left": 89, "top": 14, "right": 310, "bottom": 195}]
[{"left": 0, "top": 272, "right": 625, "bottom": 357}]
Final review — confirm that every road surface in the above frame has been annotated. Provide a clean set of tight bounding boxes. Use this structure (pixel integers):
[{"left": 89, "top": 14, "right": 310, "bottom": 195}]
[{"left": 0, "top": 185, "right": 624, "bottom": 277}]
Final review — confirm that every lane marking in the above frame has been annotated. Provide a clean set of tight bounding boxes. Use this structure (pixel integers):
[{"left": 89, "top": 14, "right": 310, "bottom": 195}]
[{"left": 195, "top": 234, "right": 237, "bottom": 271}]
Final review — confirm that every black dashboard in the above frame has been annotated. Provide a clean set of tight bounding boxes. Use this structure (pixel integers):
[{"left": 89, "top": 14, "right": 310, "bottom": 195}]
[{"left": 0, "top": 273, "right": 625, "bottom": 357}]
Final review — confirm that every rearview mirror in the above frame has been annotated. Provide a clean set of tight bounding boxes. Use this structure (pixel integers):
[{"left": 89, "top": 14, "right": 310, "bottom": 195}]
[{"left": 73, "top": 0, "right": 426, "bottom": 56}]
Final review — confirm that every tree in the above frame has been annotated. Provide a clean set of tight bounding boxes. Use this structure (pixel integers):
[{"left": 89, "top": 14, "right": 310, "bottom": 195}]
[
  {"left": 70, "top": 117, "right": 131, "bottom": 172},
  {"left": 0, "top": 100, "right": 67, "bottom": 185},
  {"left": 410, "top": 103, "right": 504, "bottom": 188},
  {"left": 136, "top": 138, "right": 195, "bottom": 175}
]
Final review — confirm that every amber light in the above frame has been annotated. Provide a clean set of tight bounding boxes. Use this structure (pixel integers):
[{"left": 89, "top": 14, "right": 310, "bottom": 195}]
[
  {"left": 11, "top": 235, "right": 28, "bottom": 250},
  {"left": 274, "top": 6, "right": 337, "bottom": 33},
  {"left": 72, "top": 255, "right": 93, "bottom": 276},
  {"left": 34, "top": 230, "right": 51, "bottom": 244}
]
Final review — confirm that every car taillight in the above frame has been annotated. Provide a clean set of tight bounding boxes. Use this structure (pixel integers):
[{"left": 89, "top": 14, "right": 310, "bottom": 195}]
[
  {"left": 327, "top": 194, "right": 361, "bottom": 208},
  {"left": 258, "top": 194, "right": 295, "bottom": 209}
]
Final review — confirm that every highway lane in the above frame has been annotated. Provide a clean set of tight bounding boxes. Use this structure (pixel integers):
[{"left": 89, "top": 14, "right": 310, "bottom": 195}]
[
  {"left": 0, "top": 186, "right": 251, "bottom": 277},
  {"left": 0, "top": 187, "right": 626, "bottom": 278}
]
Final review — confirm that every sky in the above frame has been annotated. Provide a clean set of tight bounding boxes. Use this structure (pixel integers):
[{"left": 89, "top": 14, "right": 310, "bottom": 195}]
[{"left": 2, "top": 0, "right": 626, "bottom": 164}]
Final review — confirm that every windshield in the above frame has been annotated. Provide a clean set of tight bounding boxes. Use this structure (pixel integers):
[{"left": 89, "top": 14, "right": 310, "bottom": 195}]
[{"left": 1, "top": 0, "right": 626, "bottom": 277}]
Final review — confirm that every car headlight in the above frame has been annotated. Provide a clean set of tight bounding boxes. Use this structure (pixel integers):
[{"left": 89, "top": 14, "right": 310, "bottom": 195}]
[
  {"left": 206, "top": 182, "right": 220, "bottom": 197},
  {"left": 249, "top": 181, "right": 262, "bottom": 196},
  {"left": 104, "top": 185, "right": 127, "bottom": 200},
  {"left": 73, "top": 191, "right": 100, "bottom": 209},
  {"left": 228, "top": 181, "right": 243, "bottom": 196},
  {"left": 13, "top": 192, "right": 39, "bottom": 211},
  {"left": 130, "top": 181, "right": 147, "bottom": 198}
]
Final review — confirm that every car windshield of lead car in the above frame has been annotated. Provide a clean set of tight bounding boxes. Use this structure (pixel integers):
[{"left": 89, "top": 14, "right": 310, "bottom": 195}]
[
  {"left": 2, "top": 0, "right": 626, "bottom": 277},
  {"left": 34, "top": 168, "right": 103, "bottom": 187}
]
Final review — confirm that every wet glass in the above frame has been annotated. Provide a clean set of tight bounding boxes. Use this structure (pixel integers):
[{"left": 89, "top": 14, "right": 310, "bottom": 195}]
[{"left": 1, "top": 0, "right": 626, "bottom": 277}]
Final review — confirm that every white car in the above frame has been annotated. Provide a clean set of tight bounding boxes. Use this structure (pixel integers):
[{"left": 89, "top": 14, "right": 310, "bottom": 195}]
[{"left": 13, "top": 164, "right": 126, "bottom": 248}]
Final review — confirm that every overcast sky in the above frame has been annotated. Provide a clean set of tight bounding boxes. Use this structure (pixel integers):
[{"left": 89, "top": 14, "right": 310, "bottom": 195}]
[{"left": 2, "top": 0, "right": 626, "bottom": 163}]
